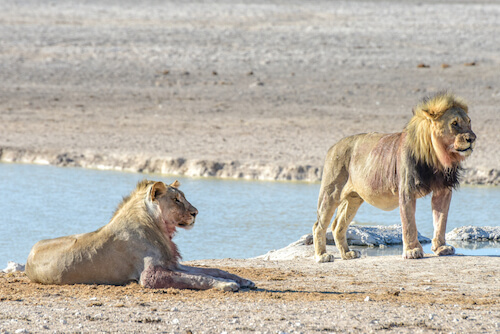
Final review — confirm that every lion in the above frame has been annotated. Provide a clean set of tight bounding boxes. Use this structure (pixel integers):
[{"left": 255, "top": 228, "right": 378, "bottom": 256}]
[
  {"left": 312, "top": 92, "right": 476, "bottom": 262},
  {"left": 26, "top": 180, "right": 254, "bottom": 291}
]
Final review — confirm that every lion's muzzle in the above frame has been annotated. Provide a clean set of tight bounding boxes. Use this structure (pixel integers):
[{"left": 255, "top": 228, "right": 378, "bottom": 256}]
[
  {"left": 455, "top": 131, "right": 476, "bottom": 156},
  {"left": 177, "top": 207, "right": 197, "bottom": 229}
]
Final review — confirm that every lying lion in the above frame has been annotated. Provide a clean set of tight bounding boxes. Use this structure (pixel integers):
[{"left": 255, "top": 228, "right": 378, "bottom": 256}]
[
  {"left": 313, "top": 92, "right": 476, "bottom": 262},
  {"left": 26, "top": 180, "right": 254, "bottom": 291}
]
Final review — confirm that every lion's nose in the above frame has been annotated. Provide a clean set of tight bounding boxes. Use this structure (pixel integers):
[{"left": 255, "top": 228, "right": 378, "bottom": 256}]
[
  {"left": 191, "top": 209, "right": 198, "bottom": 218},
  {"left": 467, "top": 132, "right": 476, "bottom": 144}
]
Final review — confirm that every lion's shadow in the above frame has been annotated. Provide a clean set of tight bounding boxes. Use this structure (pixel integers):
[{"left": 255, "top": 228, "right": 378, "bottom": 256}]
[{"left": 242, "top": 288, "right": 362, "bottom": 296}]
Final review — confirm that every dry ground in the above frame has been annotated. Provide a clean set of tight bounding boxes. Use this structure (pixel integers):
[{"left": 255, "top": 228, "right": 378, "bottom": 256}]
[{"left": 1, "top": 255, "right": 499, "bottom": 333}]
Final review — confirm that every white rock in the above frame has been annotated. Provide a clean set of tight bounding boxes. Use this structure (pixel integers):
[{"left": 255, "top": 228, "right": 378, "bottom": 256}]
[
  {"left": 255, "top": 225, "right": 430, "bottom": 261},
  {"left": 446, "top": 226, "right": 500, "bottom": 241},
  {"left": 2, "top": 261, "right": 25, "bottom": 273}
]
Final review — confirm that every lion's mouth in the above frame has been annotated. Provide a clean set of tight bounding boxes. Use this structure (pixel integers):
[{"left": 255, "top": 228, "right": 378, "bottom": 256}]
[
  {"left": 455, "top": 147, "right": 473, "bottom": 156},
  {"left": 177, "top": 220, "right": 195, "bottom": 230}
]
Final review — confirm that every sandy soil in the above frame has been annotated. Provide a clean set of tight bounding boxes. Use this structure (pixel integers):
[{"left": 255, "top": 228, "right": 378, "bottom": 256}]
[
  {"left": 1, "top": 1, "right": 500, "bottom": 333},
  {"left": 1, "top": 256, "right": 499, "bottom": 333},
  {"left": 1, "top": 0, "right": 500, "bottom": 183}
]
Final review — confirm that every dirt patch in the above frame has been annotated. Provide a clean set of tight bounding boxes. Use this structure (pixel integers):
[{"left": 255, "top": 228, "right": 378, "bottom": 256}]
[{"left": 1, "top": 256, "right": 499, "bottom": 332}]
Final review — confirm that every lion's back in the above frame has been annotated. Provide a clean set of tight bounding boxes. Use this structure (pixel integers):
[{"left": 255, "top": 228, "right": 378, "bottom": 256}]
[{"left": 26, "top": 230, "right": 145, "bottom": 285}]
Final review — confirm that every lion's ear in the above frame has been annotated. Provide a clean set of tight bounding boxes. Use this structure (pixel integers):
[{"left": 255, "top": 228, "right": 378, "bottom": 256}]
[
  {"left": 151, "top": 182, "right": 167, "bottom": 202},
  {"left": 421, "top": 109, "right": 434, "bottom": 121},
  {"left": 170, "top": 180, "right": 181, "bottom": 188}
]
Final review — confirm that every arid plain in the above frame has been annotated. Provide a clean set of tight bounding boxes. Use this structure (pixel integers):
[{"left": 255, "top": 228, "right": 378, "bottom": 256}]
[{"left": 1, "top": 0, "right": 499, "bottom": 333}]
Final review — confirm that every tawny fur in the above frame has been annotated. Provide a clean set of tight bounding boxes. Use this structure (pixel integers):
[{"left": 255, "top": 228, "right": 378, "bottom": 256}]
[
  {"left": 312, "top": 92, "right": 476, "bottom": 262},
  {"left": 26, "top": 180, "right": 254, "bottom": 291}
]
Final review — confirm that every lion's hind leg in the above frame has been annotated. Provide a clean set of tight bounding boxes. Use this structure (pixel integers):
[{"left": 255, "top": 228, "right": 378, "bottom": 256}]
[
  {"left": 313, "top": 189, "right": 339, "bottom": 263},
  {"left": 140, "top": 265, "right": 240, "bottom": 291},
  {"left": 333, "top": 193, "right": 363, "bottom": 260}
]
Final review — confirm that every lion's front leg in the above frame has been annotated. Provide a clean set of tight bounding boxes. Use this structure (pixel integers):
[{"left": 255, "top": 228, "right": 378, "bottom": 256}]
[
  {"left": 399, "top": 193, "right": 424, "bottom": 259},
  {"left": 431, "top": 188, "right": 455, "bottom": 256},
  {"left": 140, "top": 265, "right": 239, "bottom": 291},
  {"left": 177, "top": 264, "right": 255, "bottom": 289}
]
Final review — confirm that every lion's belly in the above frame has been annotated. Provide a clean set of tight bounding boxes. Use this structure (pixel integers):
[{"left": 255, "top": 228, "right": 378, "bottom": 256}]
[
  {"left": 360, "top": 192, "right": 399, "bottom": 211},
  {"left": 348, "top": 174, "right": 400, "bottom": 211}
]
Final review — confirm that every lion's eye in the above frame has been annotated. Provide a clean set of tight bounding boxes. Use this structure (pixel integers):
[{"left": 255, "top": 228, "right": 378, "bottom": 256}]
[
  {"left": 174, "top": 198, "right": 181, "bottom": 203},
  {"left": 451, "top": 120, "right": 458, "bottom": 127}
]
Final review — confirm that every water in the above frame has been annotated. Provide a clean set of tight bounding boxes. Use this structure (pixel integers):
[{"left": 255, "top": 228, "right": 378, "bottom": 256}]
[{"left": 1, "top": 163, "right": 499, "bottom": 267}]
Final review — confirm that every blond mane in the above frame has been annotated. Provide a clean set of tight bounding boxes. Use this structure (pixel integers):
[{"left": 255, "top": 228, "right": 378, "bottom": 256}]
[
  {"left": 404, "top": 92, "right": 468, "bottom": 168},
  {"left": 112, "top": 180, "right": 154, "bottom": 219},
  {"left": 110, "top": 179, "right": 178, "bottom": 263}
]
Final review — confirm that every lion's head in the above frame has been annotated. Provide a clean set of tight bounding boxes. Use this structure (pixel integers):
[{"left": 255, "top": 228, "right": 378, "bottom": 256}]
[
  {"left": 405, "top": 92, "right": 476, "bottom": 169},
  {"left": 146, "top": 180, "right": 198, "bottom": 240}
]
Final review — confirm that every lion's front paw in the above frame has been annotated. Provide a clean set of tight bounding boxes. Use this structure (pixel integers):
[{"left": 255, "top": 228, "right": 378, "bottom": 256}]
[
  {"left": 342, "top": 250, "right": 361, "bottom": 260},
  {"left": 402, "top": 247, "right": 424, "bottom": 259},
  {"left": 433, "top": 245, "right": 455, "bottom": 256},
  {"left": 314, "top": 253, "right": 335, "bottom": 263},
  {"left": 216, "top": 281, "right": 240, "bottom": 292}
]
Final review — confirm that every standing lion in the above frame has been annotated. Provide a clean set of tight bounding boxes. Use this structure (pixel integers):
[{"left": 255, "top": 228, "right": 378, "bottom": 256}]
[
  {"left": 313, "top": 92, "right": 476, "bottom": 262},
  {"left": 26, "top": 180, "right": 254, "bottom": 291}
]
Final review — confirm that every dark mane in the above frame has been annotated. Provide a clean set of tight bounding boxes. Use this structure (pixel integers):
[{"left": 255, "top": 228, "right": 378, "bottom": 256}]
[{"left": 406, "top": 157, "right": 462, "bottom": 197}]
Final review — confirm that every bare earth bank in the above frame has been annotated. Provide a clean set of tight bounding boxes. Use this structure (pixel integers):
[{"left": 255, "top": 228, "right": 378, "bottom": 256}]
[{"left": 1, "top": 0, "right": 500, "bottom": 183}]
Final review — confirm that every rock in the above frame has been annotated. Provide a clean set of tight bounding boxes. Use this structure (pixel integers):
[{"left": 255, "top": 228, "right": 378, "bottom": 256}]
[
  {"left": 304, "top": 225, "right": 430, "bottom": 247},
  {"left": 345, "top": 225, "right": 431, "bottom": 246},
  {"left": 2, "top": 261, "right": 25, "bottom": 273},
  {"left": 255, "top": 225, "right": 431, "bottom": 261},
  {"left": 446, "top": 226, "right": 500, "bottom": 241}
]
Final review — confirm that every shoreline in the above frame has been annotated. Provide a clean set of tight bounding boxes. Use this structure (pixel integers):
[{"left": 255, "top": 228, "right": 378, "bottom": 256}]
[{"left": 2, "top": 147, "right": 499, "bottom": 185}]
